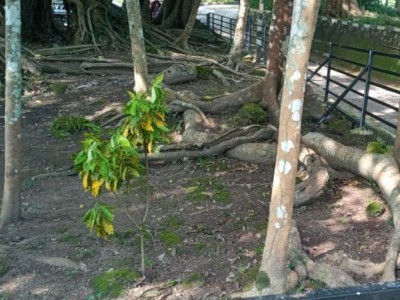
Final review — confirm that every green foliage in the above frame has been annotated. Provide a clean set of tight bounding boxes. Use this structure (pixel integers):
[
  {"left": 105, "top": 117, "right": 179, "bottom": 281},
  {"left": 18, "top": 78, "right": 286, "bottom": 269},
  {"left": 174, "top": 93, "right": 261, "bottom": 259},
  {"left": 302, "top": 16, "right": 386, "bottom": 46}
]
[
  {"left": 349, "top": 14, "right": 400, "bottom": 27},
  {"left": 51, "top": 116, "right": 98, "bottom": 139},
  {"left": 366, "top": 141, "right": 392, "bottom": 154},
  {"left": 181, "top": 272, "right": 205, "bottom": 289},
  {"left": 250, "top": 0, "right": 273, "bottom": 10},
  {"left": 121, "top": 74, "right": 169, "bottom": 154},
  {"left": 74, "top": 74, "right": 169, "bottom": 244},
  {"left": 366, "top": 200, "right": 385, "bottom": 217},
  {"left": 90, "top": 268, "right": 140, "bottom": 298},
  {"left": 159, "top": 230, "right": 182, "bottom": 248},
  {"left": 82, "top": 203, "right": 115, "bottom": 239},
  {"left": 49, "top": 82, "right": 67, "bottom": 95}
]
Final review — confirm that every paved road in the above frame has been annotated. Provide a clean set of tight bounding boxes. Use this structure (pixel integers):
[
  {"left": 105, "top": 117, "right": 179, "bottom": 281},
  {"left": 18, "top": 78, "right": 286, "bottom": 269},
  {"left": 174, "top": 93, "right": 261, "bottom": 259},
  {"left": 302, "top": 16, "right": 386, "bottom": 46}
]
[{"left": 197, "top": 4, "right": 238, "bottom": 24}]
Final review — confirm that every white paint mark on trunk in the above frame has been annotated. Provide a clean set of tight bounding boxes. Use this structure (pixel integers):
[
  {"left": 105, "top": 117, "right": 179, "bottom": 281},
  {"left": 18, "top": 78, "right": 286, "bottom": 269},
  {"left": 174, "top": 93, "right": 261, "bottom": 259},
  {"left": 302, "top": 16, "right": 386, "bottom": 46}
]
[
  {"left": 278, "top": 159, "right": 292, "bottom": 175},
  {"left": 281, "top": 140, "right": 294, "bottom": 153},
  {"left": 276, "top": 205, "right": 287, "bottom": 219},
  {"left": 288, "top": 99, "right": 303, "bottom": 122},
  {"left": 274, "top": 222, "right": 282, "bottom": 229}
]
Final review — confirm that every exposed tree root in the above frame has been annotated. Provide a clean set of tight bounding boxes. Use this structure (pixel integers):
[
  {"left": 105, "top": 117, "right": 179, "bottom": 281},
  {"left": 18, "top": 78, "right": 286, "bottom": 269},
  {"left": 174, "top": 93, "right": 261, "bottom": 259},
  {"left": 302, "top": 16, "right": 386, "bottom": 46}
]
[
  {"left": 302, "top": 132, "right": 400, "bottom": 282},
  {"left": 146, "top": 125, "right": 276, "bottom": 162},
  {"left": 232, "top": 223, "right": 357, "bottom": 299},
  {"left": 295, "top": 147, "right": 330, "bottom": 207}
]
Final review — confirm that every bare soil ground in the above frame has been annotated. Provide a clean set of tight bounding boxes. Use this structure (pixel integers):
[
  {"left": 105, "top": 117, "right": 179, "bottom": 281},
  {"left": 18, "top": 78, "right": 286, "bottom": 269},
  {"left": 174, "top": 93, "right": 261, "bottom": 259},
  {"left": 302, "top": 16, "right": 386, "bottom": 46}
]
[{"left": 0, "top": 55, "right": 395, "bottom": 300}]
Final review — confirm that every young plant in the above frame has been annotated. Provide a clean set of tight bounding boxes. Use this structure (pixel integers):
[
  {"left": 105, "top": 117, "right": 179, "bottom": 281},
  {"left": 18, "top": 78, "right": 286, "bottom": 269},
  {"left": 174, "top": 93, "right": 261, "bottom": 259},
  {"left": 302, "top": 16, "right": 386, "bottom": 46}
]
[{"left": 74, "top": 74, "right": 169, "bottom": 277}]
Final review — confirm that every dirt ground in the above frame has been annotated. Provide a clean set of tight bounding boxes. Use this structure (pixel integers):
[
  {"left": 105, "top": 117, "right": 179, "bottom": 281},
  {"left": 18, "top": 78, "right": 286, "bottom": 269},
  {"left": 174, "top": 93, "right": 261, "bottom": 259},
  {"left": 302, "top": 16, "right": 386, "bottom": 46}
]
[{"left": 0, "top": 55, "right": 395, "bottom": 300}]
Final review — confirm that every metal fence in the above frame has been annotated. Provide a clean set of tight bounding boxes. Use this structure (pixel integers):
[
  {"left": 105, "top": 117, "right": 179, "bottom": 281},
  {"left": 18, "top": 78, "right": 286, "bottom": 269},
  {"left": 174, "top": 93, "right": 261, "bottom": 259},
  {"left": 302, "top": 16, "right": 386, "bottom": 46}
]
[
  {"left": 308, "top": 42, "right": 400, "bottom": 130},
  {"left": 200, "top": 12, "right": 400, "bottom": 131},
  {"left": 200, "top": 13, "right": 268, "bottom": 62}
]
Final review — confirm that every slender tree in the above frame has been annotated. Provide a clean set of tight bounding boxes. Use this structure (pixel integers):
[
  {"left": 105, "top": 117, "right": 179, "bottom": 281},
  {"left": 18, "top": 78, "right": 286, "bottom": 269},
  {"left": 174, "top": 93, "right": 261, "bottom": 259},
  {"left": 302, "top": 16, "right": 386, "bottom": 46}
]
[
  {"left": 227, "top": 0, "right": 250, "bottom": 69},
  {"left": 262, "top": 0, "right": 294, "bottom": 126},
  {"left": 173, "top": 0, "right": 201, "bottom": 49},
  {"left": 257, "top": 0, "right": 320, "bottom": 295},
  {"left": 126, "top": 0, "right": 150, "bottom": 92},
  {"left": 1, "top": 0, "right": 22, "bottom": 228}
]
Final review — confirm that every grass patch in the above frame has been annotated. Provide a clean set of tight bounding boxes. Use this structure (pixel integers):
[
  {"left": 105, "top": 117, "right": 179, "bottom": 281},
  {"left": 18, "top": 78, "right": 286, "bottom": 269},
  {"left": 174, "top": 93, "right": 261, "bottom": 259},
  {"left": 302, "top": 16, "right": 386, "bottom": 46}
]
[
  {"left": 0, "top": 259, "right": 10, "bottom": 278},
  {"left": 181, "top": 272, "right": 205, "bottom": 289},
  {"left": 90, "top": 268, "right": 140, "bottom": 299},
  {"left": 185, "top": 177, "right": 230, "bottom": 203},
  {"left": 51, "top": 115, "right": 98, "bottom": 139},
  {"left": 49, "top": 82, "right": 67, "bottom": 95},
  {"left": 159, "top": 230, "right": 182, "bottom": 248},
  {"left": 162, "top": 215, "right": 183, "bottom": 230}
]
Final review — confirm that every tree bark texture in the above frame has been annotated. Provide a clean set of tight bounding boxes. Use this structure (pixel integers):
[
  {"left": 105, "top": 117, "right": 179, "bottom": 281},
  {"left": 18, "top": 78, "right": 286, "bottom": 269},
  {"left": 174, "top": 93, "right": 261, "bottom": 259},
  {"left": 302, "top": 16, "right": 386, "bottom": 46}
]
[
  {"left": 227, "top": 0, "right": 249, "bottom": 69},
  {"left": 1, "top": 0, "right": 23, "bottom": 227},
  {"left": 126, "top": 0, "right": 150, "bottom": 92},
  {"left": 174, "top": 0, "right": 201, "bottom": 49},
  {"left": 259, "top": 0, "right": 319, "bottom": 294},
  {"left": 160, "top": 0, "right": 194, "bottom": 29},
  {"left": 323, "top": 0, "right": 361, "bottom": 17},
  {"left": 262, "top": 0, "right": 293, "bottom": 126}
]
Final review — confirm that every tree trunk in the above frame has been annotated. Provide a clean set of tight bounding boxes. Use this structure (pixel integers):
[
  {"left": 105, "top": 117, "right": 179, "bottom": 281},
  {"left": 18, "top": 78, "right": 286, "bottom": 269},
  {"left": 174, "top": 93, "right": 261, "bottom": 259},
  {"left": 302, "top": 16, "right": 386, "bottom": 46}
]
[
  {"left": 394, "top": 101, "right": 400, "bottom": 165},
  {"left": 173, "top": 0, "right": 201, "bottom": 49},
  {"left": 258, "top": 0, "right": 319, "bottom": 295},
  {"left": 160, "top": 0, "right": 195, "bottom": 29},
  {"left": 126, "top": 0, "right": 149, "bottom": 92},
  {"left": 227, "top": 0, "right": 249, "bottom": 69},
  {"left": 396, "top": 0, "right": 400, "bottom": 9},
  {"left": 1, "top": 0, "right": 22, "bottom": 228},
  {"left": 64, "top": 0, "right": 128, "bottom": 48},
  {"left": 262, "top": 0, "right": 293, "bottom": 126}
]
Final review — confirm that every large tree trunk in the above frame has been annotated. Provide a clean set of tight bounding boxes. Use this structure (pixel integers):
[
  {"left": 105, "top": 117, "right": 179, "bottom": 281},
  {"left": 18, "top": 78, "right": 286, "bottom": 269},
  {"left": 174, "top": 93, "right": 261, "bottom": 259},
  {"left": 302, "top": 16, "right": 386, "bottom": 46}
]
[
  {"left": 173, "top": 0, "right": 201, "bottom": 49},
  {"left": 262, "top": 0, "right": 293, "bottom": 126},
  {"left": 1, "top": 0, "right": 22, "bottom": 228},
  {"left": 126, "top": 0, "right": 149, "bottom": 92},
  {"left": 0, "top": 0, "right": 53, "bottom": 41},
  {"left": 159, "top": 0, "right": 195, "bottom": 29},
  {"left": 227, "top": 0, "right": 249, "bottom": 69},
  {"left": 258, "top": 0, "right": 319, "bottom": 295},
  {"left": 64, "top": 0, "right": 128, "bottom": 48}
]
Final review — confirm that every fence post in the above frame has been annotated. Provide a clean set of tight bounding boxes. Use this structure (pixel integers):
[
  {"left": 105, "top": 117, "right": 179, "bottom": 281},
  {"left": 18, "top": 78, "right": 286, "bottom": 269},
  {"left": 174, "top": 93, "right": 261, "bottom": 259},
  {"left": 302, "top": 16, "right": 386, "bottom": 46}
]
[
  {"left": 207, "top": 13, "right": 210, "bottom": 29},
  {"left": 230, "top": 18, "right": 234, "bottom": 40},
  {"left": 324, "top": 42, "right": 333, "bottom": 103},
  {"left": 360, "top": 51, "right": 374, "bottom": 128}
]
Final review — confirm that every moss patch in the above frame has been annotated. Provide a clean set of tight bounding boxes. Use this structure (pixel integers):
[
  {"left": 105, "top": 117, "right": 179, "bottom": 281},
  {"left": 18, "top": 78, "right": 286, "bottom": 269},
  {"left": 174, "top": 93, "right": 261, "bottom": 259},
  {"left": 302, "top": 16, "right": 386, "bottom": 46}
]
[
  {"left": 232, "top": 103, "right": 267, "bottom": 126},
  {"left": 325, "top": 118, "right": 353, "bottom": 135},
  {"left": 51, "top": 115, "right": 96, "bottom": 139},
  {"left": 49, "top": 82, "right": 67, "bottom": 95},
  {"left": 195, "top": 65, "right": 213, "bottom": 80},
  {"left": 181, "top": 272, "right": 205, "bottom": 289},
  {"left": 162, "top": 215, "right": 183, "bottom": 230},
  {"left": 255, "top": 271, "right": 270, "bottom": 291},
  {"left": 185, "top": 177, "right": 230, "bottom": 203},
  {"left": 159, "top": 230, "right": 181, "bottom": 248},
  {"left": 366, "top": 141, "right": 392, "bottom": 154},
  {"left": 90, "top": 268, "right": 140, "bottom": 298}
]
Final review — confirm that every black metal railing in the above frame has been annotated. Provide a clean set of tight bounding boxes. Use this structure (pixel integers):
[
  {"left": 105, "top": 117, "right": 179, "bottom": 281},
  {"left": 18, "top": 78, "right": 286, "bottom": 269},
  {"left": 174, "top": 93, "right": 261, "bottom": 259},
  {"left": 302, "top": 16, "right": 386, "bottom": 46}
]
[
  {"left": 308, "top": 42, "right": 400, "bottom": 130},
  {"left": 199, "top": 11, "right": 400, "bottom": 131},
  {"left": 200, "top": 13, "right": 268, "bottom": 62}
]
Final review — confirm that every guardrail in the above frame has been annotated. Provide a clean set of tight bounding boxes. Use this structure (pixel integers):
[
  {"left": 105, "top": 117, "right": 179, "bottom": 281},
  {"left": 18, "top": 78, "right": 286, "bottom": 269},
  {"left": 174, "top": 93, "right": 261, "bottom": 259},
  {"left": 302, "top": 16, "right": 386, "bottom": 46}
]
[
  {"left": 308, "top": 42, "right": 400, "bottom": 130},
  {"left": 199, "top": 12, "right": 400, "bottom": 131},
  {"left": 199, "top": 13, "right": 268, "bottom": 62}
]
